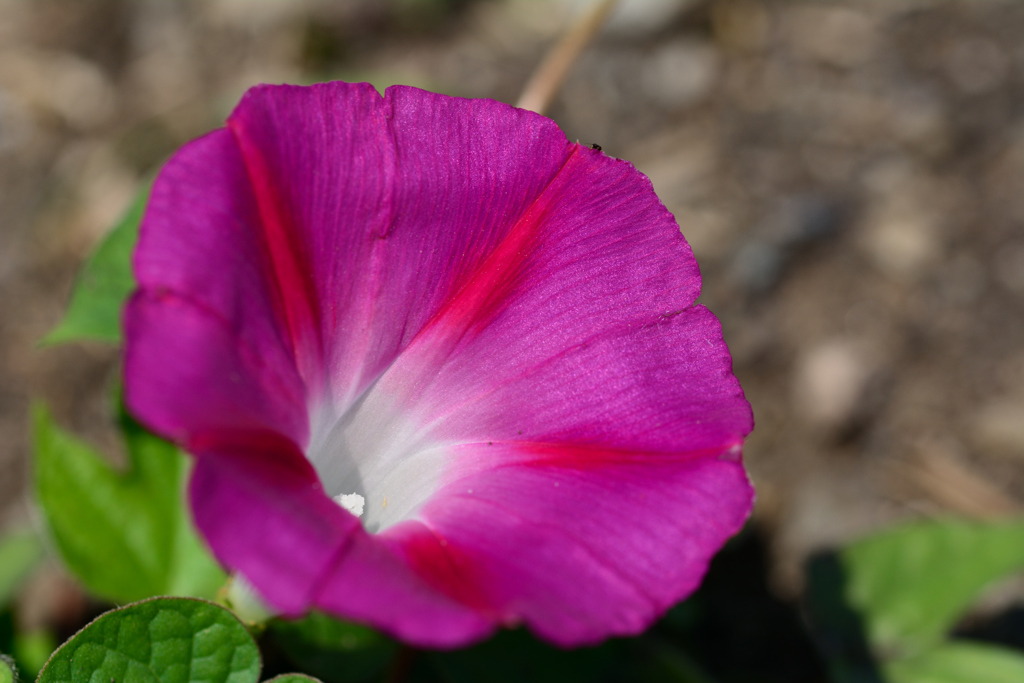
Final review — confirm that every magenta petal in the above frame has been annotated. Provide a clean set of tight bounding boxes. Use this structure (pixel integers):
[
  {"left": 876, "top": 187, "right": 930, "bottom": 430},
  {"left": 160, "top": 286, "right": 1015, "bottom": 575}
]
[
  {"left": 427, "top": 306, "right": 751, "bottom": 454},
  {"left": 124, "top": 292, "right": 307, "bottom": 445},
  {"left": 376, "top": 146, "right": 749, "bottom": 452},
  {"left": 226, "top": 83, "right": 392, "bottom": 395},
  {"left": 393, "top": 453, "right": 752, "bottom": 647},
  {"left": 188, "top": 431, "right": 358, "bottom": 614},
  {"left": 373, "top": 145, "right": 706, "bottom": 414},
  {"left": 314, "top": 531, "right": 495, "bottom": 648},
  {"left": 125, "top": 128, "right": 307, "bottom": 447}
]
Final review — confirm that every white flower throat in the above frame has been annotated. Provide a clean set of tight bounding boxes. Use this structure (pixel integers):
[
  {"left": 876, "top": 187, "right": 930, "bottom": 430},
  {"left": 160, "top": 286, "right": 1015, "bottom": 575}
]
[{"left": 306, "top": 380, "right": 446, "bottom": 533}]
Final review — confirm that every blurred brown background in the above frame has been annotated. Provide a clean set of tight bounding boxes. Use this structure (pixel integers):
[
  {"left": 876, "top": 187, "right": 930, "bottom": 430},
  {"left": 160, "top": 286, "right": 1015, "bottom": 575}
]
[{"left": 2, "top": 0, "right": 1023, "bottom": 599}]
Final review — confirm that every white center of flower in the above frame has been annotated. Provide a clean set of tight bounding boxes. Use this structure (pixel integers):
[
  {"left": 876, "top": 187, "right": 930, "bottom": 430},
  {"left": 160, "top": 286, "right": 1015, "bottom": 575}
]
[
  {"left": 333, "top": 492, "right": 365, "bottom": 517},
  {"left": 306, "top": 379, "right": 447, "bottom": 533}
]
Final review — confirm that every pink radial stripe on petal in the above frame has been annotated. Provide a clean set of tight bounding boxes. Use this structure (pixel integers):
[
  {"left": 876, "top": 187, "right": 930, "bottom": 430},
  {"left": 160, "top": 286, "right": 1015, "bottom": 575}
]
[
  {"left": 125, "top": 128, "right": 308, "bottom": 445},
  {"left": 227, "top": 83, "right": 393, "bottom": 399},
  {"left": 226, "top": 84, "right": 572, "bottom": 411},
  {"left": 372, "top": 144, "right": 705, "bottom": 414},
  {"left": 379, "top": 87, "right": 571, "bottom": 352}
]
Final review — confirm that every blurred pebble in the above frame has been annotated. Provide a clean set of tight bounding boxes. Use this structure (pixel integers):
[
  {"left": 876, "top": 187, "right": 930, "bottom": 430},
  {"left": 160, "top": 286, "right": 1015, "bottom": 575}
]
[
  {"left": 938, "top": 253, "right": 986, "bottom": 305},
  {"left": 773, "top": 466, "right": 892, "bottom": 595},
  {"left": 126, "top": 4, "right": 201, "bottom": 117},
  {"left": 973, "top": 400, "right": 1024, "bottom": 458},
  {"left": 731, "top": 239, "right": 783, "bottom": 292},
  {"left": 0, "top": 48, "right": 115, "bottom": 130},
  {"left": 729, "top": 194, "right": 844, "bottom": 291},
  {"left": 801, "top": 143, "right": 858, "bottom": 184},
  {"left": 605, "top": 0, "right": 698, "bottom": 37},
  {"left": 557, "top": 0, "right": 697, "bottom": 39},
  {"left": 0, "top": 0, "right": 29, "bottom": 46},
  {"left": 208, "top": 0, "right": 311, "bottom": 30},
  {"left": 674, "top": 206, "right": 736, "bottom": 261},
  {"left": 632, "top": 127, "right": 719, "bottom": 206},
  {"left": 888, "top": 89, "right": 950, "bottom": 158},
  {"left": 786, "top": 5, "right": 877, "bottom": 68},
  {"left": 946, "top": 37, "right": 1009, "bottom": 95},
  {"left": 711, "top": 0, "right": 771, "bottom": 54},
  {"left": 440, "top": 41, "right": 499, "bottom": 97},
  {"left": 793, "top": 339, "right": 876, "bottom": 428},
  {"left": 641, "top": 39, "right": 719, "bottom": 110},
  {"left": 864, "top": 211, "right": 938, "bottom": 279},
  {"left": 994, "top": 241, "right": 1024, "bottom": 294},
  {"left": 760, "top": 194, "right": 845, "bottom": 247},
  {"left": 0, "top": 87, "right": 33, "bottom": 154},
  {"left": 859, "top": 161, "right": 943, "bottom": 280},
  {"left": 52, "top": 141, "right": 138, "bottom": 242}
]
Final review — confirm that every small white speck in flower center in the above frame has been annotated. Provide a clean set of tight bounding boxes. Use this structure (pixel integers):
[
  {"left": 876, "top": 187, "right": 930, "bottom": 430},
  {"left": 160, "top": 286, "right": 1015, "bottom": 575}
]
[{"left": 333, "top": 492, "right": 365, "bottom": 518}]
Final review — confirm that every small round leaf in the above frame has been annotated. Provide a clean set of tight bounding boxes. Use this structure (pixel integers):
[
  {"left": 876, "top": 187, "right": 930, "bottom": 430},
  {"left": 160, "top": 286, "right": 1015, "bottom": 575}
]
[{"left": 37, "top": 597, "right": 260, "bottom": 683}]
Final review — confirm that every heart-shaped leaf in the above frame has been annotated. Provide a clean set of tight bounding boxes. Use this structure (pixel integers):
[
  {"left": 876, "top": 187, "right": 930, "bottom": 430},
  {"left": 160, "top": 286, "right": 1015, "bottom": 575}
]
[
  {"left": 43, "top": 181, "right": 149, "bottom": 346},
  {"left": 33, "top": 405, "right": 224, "bottom": 603},
  {"left": 36, "top": 598, "right": 259, "bottom": 683},
  {"left": 842, "top": 518, "right": 1024, "bottom": 656},
  {"left": 885, "top": 642, "right": 1024, "bottom": 683}
]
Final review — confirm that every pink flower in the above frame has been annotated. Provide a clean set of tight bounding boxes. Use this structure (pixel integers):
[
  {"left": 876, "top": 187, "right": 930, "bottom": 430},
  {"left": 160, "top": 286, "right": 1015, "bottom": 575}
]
[{"left": 123, "top": 82, "right": 753, "bottom": 648}]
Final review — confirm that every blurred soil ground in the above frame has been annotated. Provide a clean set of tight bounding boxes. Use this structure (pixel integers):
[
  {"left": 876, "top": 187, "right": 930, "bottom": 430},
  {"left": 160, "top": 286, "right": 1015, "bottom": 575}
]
[{"left": 2, "top": 0, "right": 1024, "bottom": 638}]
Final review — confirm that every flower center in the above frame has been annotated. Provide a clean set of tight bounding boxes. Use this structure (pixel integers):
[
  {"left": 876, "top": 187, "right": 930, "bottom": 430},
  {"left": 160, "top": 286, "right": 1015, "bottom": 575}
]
[{"left": 306, "top": 382, "right": 446, "bottom": 533}]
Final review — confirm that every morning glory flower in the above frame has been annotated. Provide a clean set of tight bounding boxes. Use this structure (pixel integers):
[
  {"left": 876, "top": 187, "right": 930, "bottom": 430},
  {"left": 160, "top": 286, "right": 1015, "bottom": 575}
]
[{"left": 123, "top": 81, "right": 753, "bottom": 648}]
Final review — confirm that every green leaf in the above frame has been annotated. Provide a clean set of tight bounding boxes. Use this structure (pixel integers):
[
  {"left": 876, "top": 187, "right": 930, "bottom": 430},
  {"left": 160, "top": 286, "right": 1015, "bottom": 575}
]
[
  {"left": 33, "top": 404, "right": 225, "bottom": 603},
  {"left": 43, "top": 182, "right": 149, "bottom": 346},
  {"left": 885, "top": 642, "right": 1024, "bottom": 683},
  {"left": 0, "top": 531, "right": 44, "bottom": 607},
  {"left": 842, "top": 518, "right": 1024, "bottom": 655},
  {"left": 263, "top": 676, "right": 324, "bottom": 683},
  {"left": 35, "top": 597, "right": 260, "bottom": 683},
  {"left": 1, "top": 655, "right": 15, "bottom": 683},
  {"left": 270, "top": 613, "right": 397, "bottom": 683},
  {"left": 13, "top": 630, "right": 55, "bottom": 681}
]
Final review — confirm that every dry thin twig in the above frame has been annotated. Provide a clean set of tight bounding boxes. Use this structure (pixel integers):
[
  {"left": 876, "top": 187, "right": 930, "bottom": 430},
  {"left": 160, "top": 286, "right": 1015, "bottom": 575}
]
[
  {"left": 899, "top": 442, "right": 1021, "bottom": 519},
  {"left": 516, "top": 0, "right": 619, "bottom": 115}
]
